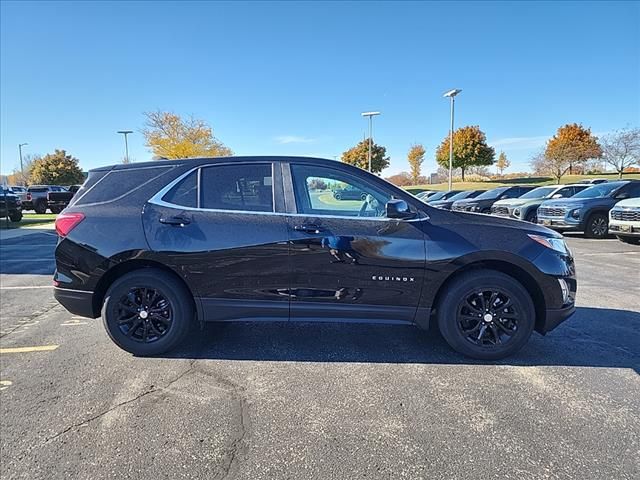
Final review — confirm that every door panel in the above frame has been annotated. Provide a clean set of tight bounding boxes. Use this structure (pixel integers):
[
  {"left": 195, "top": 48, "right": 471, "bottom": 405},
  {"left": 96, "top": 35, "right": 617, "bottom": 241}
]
[
  {"left": 142, "top": 164, "right": 289, "bottom": 321},
  {"left": 286, "top": 163, "right": 426, "bottom": 322}
]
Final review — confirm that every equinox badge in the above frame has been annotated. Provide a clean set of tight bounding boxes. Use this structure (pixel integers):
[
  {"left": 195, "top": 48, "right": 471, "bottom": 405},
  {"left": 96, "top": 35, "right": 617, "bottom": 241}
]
[{"left": 372, "top": 275, "right": 415, "bottom": 282}]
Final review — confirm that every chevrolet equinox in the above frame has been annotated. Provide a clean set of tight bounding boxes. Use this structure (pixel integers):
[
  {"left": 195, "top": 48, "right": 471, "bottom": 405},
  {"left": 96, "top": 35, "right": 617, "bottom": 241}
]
[{"left": 53, "top": 157, "right": 576, "bottom": 359}]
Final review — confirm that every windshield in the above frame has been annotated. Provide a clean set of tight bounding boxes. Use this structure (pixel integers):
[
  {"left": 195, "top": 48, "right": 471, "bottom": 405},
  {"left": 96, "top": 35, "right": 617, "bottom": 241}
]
[
  {"left": 427, "top": 191, "right": 448, "bottom": 201},
  {"left": 572, "top": 182, "right": 626, "bottom": 199},
  {"left": 474, "top": 187, "right": 509, "bottom": 200},
  {"left": 518, "top": 186, "right": 556, "bottom": 199}
]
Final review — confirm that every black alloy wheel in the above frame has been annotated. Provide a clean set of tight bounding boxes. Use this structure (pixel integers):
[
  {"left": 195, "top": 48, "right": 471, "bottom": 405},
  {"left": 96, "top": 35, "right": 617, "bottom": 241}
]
[
  {"left": 456, "top": 289, "right": 519, "bottom": 347},
  {"left": 436, "top": 270, "right": 535, "bottom": 360},
  {"left": 116, "top": 287, "right": 173, "bottom": 343},
  {"left": 102, "top": 269, "right": 193, "bottom": 355}
]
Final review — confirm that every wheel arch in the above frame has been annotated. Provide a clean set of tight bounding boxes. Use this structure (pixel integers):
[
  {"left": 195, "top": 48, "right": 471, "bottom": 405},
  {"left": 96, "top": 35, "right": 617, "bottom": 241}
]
[
  {"left": 431, "top": 259, "right": 547, "bottom": 334},
  {"left": 92, "top": 259, "right": 202, "bottom": 323}
]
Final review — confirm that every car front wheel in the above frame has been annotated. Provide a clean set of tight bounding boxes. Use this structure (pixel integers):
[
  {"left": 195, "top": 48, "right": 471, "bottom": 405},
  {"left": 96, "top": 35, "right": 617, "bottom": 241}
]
[
  {"left": 102, "top": 269, "right": 194, "bottom": 356},
  {"left": 436, "top": 270, "right": 535, "bottom": 360},
  {"left": 585, "top": 213, "right": 608, "bottom": 239},
  {"left": 9, "top": 211, "right": 22, "bottom": 222}
]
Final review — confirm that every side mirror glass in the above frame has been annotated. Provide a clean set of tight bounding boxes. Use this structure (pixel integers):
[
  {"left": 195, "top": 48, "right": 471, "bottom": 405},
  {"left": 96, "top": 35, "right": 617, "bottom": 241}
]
[
  {"left": 386, "top": 199, "right": 415, "bottom": 219},
  {"left": 616, "top": 192, "right": 629, "bottom": 200},
  {"left": 552, "top": 193, "right": 563, "bottom": 199}
]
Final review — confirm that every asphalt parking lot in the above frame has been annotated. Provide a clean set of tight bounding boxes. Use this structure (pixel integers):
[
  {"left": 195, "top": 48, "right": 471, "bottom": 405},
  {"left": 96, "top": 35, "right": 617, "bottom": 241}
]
[{"left": 1, "top": 232, "right": 639, "bottom": 479}]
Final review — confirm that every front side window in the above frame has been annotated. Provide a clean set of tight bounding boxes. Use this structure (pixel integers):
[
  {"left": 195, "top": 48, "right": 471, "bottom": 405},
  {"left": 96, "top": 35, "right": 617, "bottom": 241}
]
[
  {"left": 291, "top": 164, "right": 391, "bottom": 217},
  {"left": 201, "top": 164, "right": 273, "bottom": 212}
]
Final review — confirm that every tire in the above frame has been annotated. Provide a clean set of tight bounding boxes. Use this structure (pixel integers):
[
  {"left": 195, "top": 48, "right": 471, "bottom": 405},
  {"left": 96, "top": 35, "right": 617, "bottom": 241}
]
[
  {"left": 9, "top": 211, "right": 23, "bottom": 223},
  {"left": 50, "top": 206, "right": 63, "bottom": 214},
  {"left": 436, "top": 270, "right": 535, "bottom": 360},
  {"left": 584, "top": 213, "right": 608, "bottom": 239},
  {"left": 34, "top": 200, "right": 47, "bottom": 214},
  {"left": 101, "top": 269, "right": 194, "bottom": 356},
  {"left": 616, "top": 235, "right": 640, "bottom": 245},
  {"left": 525, "top": 210, "right": 537, "bottom": 224}
]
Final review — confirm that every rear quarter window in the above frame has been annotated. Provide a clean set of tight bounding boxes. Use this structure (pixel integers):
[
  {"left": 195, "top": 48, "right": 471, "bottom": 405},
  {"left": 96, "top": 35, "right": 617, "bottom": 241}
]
[{"left": 72, "top": 165, "right": 176, "bottom": 206}]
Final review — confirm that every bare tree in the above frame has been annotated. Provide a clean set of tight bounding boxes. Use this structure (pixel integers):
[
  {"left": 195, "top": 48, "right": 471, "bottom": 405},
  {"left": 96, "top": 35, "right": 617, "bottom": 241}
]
[{"left": 600, "top": 127, "right": 640, "bottom": 179}]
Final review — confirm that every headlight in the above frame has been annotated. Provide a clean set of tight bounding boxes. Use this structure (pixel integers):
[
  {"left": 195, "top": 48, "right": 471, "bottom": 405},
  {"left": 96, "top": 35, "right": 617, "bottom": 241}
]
[
  {"left": 528, "top": 234, "right": 571, "bottom": 255},
  {"left": 569, "top": 206, "right": 583, "bottom": 219}
]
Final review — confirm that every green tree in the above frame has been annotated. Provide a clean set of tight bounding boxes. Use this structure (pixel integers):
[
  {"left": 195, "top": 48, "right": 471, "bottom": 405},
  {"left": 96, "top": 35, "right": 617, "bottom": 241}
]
[
  {"left": 341, "top": 138, "right": 390, "bottom": 174},
  {"left": 142, "top": 110, "right": 233, "bottom": 159},
  {"left": 435, "top": 126, "right": 495, "bottom": 181},
  {"left": 545, "top": 123, "right": 602, "bottom": 177},
  {"left": 407, "top": 144, "right": 426, "bottom": 184},
  {"left": 496, "top": 151, "right": 510, "bottom": 176},
  {"left": 29, "top": 150, "right": 84, "bottom": 185}
]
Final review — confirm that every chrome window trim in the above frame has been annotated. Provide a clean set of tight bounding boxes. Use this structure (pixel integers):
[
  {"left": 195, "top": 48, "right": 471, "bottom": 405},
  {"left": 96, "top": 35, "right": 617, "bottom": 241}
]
[{"left": 148, "top": 165, "right": 427, "bottom": 222}]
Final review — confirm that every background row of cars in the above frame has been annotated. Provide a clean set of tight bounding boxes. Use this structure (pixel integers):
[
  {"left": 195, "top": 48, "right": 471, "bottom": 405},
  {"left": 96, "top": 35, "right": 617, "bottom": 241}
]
[
  {"left": 0, "top": 184, "right": 80, "bottom": 222},
  {"left": 417, "top": 179, "right": 640, "bottom": 244}
]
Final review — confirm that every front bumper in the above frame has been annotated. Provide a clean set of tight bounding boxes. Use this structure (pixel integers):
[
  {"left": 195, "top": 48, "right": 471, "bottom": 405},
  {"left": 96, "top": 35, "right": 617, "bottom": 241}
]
[
  {"left": 542, "top": 302, "right": 576, "bottom": 334},
  {"left": 54, "top": 287, "right": 97, "bottom": 318},
  {"left": 609, "top": 221, "right": 640, "bottom": 237},
  {"left": 537, "top": 214, "right": 581, "bottom": 231}
]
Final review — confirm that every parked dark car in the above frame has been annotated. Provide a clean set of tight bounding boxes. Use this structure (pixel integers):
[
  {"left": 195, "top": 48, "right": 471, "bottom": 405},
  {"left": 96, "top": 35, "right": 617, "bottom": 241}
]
[
  {"left": 47, "top": 185, "right": 81, "bottom": 213},
  {"left": 1, "top": 188, "right": 23, "bottom": 222},
  {"left": 537, "top": 180, "right": 640, "bottom": 238},
  {"left": 333, "top": 185, "right": 367, "bottom": 201},
  {"left": 429, "top": 189, "right": 486, "bottom": 210},
  {"left": 451, "top": 186, "right": 537, "bottom": 213},
  {"left": 24, "top": 185, "right": 68, "bottom": 213},
  {"left": 414, "top": 190, "right": 438, "bottom": 200},
  {"left": 53, "top": 157, "right": 577, "bottom": 360},
  {"left": 424, "top": 190, "right": 462, "bottom": 204}
]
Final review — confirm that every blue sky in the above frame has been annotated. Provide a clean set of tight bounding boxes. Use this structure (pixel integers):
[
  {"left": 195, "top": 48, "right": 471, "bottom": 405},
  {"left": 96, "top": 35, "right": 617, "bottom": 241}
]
[{"left": 1, "top": 1, "right": 639, "bottom": 177}]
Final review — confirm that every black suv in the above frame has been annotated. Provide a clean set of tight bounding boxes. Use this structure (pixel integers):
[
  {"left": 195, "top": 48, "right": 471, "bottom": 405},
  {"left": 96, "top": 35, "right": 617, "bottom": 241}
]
[{"left": 53, "top": 157, "right": 577, "bottom": 360}]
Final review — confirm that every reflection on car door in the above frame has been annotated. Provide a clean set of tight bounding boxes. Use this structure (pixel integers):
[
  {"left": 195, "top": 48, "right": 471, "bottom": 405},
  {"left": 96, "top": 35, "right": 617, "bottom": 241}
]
[{"left": 284, "top": 162, "right": 426, "bottom": 323}]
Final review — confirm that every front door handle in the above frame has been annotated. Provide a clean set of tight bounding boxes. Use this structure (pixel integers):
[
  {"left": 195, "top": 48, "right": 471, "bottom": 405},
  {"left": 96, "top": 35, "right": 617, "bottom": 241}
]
[
  {"left": 159, "top": 215, "right": 191, "bottom": 226},
  {"left": 293, "top": 224, "right": 324, "bottom": 234}
]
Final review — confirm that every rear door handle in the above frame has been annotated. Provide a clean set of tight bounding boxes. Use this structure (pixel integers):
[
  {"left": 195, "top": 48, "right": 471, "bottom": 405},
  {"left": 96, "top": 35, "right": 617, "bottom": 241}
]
[
  {"left": 159, "top": 215, "right": 191, "bottom": 226},
  {"left": 293, "top": 224, "right": 324, "bottom": 234}
]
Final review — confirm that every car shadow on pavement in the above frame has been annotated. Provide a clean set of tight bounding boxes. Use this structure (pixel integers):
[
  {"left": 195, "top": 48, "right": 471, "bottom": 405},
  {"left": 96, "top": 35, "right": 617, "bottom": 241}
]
[{"left": 165, "top": 306, "right": 640, "bottom": 371}]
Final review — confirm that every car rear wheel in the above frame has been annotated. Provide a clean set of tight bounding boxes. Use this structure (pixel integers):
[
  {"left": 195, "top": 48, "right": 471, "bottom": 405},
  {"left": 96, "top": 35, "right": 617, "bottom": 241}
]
[
  {"left": 9, "top": 211, "right": 22, "bottom": 222},
  {"left": 34, "top": 200, "right": 47, "bottom": 214},
  {"left": 436, "top": 270, "right": 535, "bottom": 360},
  {"left": 585, "top": 213, "right": 608, "bottom": 239},
  {"left": 102, "top": 269, "right": 194, "bottom": 356},
  {"left": 50, "top": 206, "right": 63, "bottom": 214}
]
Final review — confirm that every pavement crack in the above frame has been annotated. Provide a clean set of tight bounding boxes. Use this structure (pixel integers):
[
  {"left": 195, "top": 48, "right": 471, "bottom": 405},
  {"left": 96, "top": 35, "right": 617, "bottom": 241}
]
[
  {"left": 43, "top": 361, "right": 195, "bottom": 444},
  {"left": 0, "top": 301, "right": 59, "bottom": 339}
]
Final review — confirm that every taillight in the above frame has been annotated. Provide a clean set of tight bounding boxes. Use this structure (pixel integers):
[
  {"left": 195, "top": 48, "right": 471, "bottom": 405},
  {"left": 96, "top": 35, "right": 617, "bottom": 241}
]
[{"left": 55, "top": 212, "right": 85, "bottom": 237}]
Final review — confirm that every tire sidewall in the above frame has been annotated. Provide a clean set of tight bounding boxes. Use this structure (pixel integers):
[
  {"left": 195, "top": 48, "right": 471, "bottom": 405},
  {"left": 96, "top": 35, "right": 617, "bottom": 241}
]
[
  {"left": 585, "top": 213, "right": 608, "bottom": 238},
  {"left": 437, "top": 271, "right": 535, "bottom": 360},
  {"left": 102, "top": 269, "right": 193, "bottom": 356}
]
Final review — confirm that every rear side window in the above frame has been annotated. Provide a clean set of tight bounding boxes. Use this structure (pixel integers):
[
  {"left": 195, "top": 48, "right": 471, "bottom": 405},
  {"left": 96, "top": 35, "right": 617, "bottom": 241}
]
[
  {"left": 162, "top": 171, "right": 198, "bottom": 208},
  {"left": 28, "top": 187, "right": 47, "bottom": 193},
  {"left": 200, "top": 164, "right": 273, "bottom": 212}
]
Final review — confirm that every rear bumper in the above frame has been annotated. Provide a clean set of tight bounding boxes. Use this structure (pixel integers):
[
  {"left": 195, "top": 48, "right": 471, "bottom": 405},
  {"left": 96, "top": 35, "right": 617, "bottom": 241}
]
[
  {"left": 54, "top": 287, "right": 97, "bottom": 318},
  {"left": 541, "top": 303, "right": 576, "bottom": 334}
]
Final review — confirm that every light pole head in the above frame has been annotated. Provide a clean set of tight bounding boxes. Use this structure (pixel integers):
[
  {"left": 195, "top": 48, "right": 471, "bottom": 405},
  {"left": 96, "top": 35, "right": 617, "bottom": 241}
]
[
  {"left": 117, "top": 130, "right": 133, "bottom": 135},
  {"left": 19, "top": 143, "right": 28, "bottom": 147},
  {"left": 443, "top": 89, "right": 462, "bottom": 98},
  {"left": 361, "top": 111, "right": 381, "bottom": 117}
]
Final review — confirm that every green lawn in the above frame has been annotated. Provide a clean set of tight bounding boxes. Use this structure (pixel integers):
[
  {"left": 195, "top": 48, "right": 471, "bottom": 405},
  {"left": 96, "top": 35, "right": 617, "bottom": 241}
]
[
  {"left": 0, "top": 213, "right": 56, "bottom": 230},
  {"left": 405, "top": 173, "right": 640, "bottom": 193}
]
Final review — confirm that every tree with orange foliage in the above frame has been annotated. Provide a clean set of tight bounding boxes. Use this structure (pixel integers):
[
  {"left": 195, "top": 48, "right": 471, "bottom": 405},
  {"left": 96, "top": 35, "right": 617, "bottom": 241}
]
[{"left": 543, "top": 123, "right": 602, "bottom": 182}]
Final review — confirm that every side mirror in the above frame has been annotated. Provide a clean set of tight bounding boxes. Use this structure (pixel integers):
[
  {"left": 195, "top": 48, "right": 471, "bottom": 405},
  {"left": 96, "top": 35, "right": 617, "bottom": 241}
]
[
  {"left": 386, "top": 199, "right": 415, "bottom": 219},
  {"left": 552, "top": 193, "right": 563, "bottom": 199},
  {"left": 616, "top": 192, "right": 630, "bottom": 200}
]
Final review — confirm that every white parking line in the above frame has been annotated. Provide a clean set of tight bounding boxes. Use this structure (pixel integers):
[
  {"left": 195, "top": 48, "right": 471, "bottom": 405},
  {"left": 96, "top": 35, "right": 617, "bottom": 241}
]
[
  {"left": 1, "top": 259, "right": 54, "bottom": 262},
  {"left": 580, "top": 251, "right": 640, "bottom": 256}
]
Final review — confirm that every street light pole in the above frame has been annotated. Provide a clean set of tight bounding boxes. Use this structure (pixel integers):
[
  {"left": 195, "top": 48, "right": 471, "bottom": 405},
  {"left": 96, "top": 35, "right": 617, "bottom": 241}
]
[
  {"left": 18, "top": 143, "right": 28, "bottom": 185},
  {"left": 443, "top": 89, "right": 462, "bottom": 191},
  {"left": 361, "top": 111, "right": 381, "bottom": 172},
  {"left": 117, "top": 130, "right": 133, "bottom": 163}
]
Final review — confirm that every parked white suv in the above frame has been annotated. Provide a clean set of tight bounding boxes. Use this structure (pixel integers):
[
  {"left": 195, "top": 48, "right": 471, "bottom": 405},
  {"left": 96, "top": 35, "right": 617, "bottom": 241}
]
[{"left": 609, "top": 198, "right": 640, "bottom": 245}]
